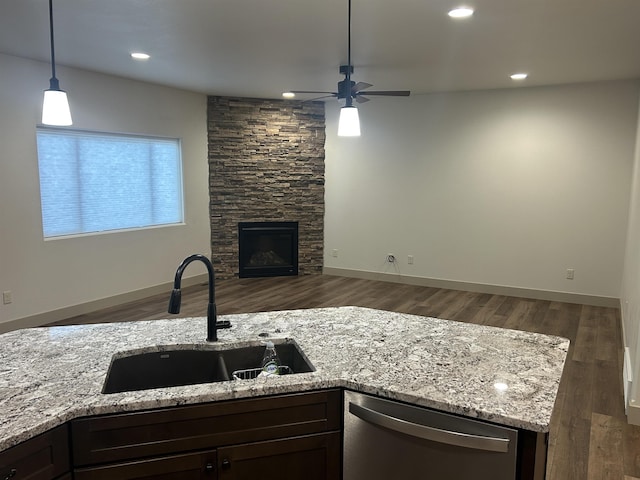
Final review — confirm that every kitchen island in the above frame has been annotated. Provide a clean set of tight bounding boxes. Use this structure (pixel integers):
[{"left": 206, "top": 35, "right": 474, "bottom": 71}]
[{"left": 0, "top": 306, "right": 569, "bottom": 478}]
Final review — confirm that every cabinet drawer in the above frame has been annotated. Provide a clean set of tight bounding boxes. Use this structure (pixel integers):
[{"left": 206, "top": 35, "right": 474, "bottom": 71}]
[
  {"left": 0, "top": 425, "right": 69, "bottom": 480},
  {"left": 74, "top": 450, "right": 217, "bottom": 480},
  {"left": 72, "top": 389, "right": 341, "bottom": 466}
]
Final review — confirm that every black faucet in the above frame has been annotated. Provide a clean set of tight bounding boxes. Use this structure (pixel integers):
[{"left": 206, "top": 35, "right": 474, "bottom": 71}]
[{"left": 168, "top": 254, "right": 229, "bottom": 342}]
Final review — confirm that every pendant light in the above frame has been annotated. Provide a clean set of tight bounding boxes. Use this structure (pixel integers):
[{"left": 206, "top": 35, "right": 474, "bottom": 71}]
[
  {"left": 42, "top": 0, "right": 72, "bottom": 126},
  {"left": 337, "top": 0, "right": 360, "bottom": 137}
]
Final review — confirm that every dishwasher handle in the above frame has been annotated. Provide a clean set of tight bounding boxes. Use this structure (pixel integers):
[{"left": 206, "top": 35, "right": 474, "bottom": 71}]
[{"left": 348, "top": 402, "right": 510, "bottom": 453}]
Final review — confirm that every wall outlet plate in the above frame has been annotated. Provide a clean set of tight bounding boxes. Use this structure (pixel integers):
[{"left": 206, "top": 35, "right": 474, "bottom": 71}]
[{"left": 2, "top": 291, "right": 12, "bottom": 305}]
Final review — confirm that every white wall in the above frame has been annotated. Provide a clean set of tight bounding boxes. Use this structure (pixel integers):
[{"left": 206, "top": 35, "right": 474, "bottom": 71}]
[
  {"left": 0, "top": 53, "right": 210, "bottom": 328},
  {"left": 621, "top": 93, "right": 640, "bottom": 421},
  {"left": 324, "top": 80, "right": 639, "bottom": 303}
]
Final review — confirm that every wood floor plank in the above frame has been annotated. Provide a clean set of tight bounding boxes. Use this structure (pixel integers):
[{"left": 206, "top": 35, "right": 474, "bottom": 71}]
[
  {"left": 592, "top": 360, "right": 626, "bottom": 419},
  {"left": 43, "top": 274, "right": 631, "bottom": 480},
  {"left": 502, "top": 298, "right": 537, "bottom": 331},
  {"left": 548, "top": 413, "right": 591, "bottom": 480},
  {"left": 573, "top": 305, "right": 600, "bottom": 363},
  {"left": 597, "top": 307, "right": 624, "bottom": 363},
  {"left": 469, "top": 294, "right": 510, "bottom": 326},
  {"left": 623, "top": 420, "right": 640, "bottom": 477},
  {"left": 588, "top": 412, "right": 624, "bottom": 479}
]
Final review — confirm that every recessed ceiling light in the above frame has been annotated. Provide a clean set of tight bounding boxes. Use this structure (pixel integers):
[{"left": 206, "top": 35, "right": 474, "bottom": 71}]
[
  {"left": 130, "top": 52, "right": 150, "bottom": 61},
  {"left": 510, "top": 73, "right": 528, "bottom": 80},
  {"left": 448, "top": 7, "right": 474, "bottom": 18},
  {"left": 282, "top": 92, "right": 295, "bottom": 99}
]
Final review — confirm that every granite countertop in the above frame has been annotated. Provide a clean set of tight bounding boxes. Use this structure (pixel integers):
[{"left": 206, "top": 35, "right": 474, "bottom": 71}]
[{"left": 0, "top": 306, "right": 569, "bottom": 451}]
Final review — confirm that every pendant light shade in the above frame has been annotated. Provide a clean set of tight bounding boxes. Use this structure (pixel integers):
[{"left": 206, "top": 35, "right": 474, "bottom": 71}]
[
  {"left": 42, "top": 0, "right": 72, "bottom": 126},
  {"left": 43, "top": 83, "right": 72, "bottom": 126},
  {"left": 338, "top": 105, "right": 360, "bottom": 137}
]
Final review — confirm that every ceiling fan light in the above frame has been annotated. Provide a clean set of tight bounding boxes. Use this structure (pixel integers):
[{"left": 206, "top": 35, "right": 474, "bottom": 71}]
[
  {"left": 338, "top": 105, "right": 360, "bottom": 137},
  {"left": 42, "top": 86, "right": 72, "bottom": 126}
]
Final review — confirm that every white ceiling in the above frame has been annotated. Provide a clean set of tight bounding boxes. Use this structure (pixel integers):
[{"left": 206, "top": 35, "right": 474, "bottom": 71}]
[{"left": 1, "top": 0, "right": 639, "bottom": 100}]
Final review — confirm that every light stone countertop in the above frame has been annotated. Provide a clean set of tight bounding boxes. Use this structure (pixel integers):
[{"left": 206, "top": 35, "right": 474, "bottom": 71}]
[{"left": 0, "top": 306, "right": 569, "bottom": 451}]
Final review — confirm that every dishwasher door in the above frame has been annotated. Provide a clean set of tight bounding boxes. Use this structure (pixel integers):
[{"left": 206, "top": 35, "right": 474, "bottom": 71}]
[{"left": 343, "top": 391, "right": 519, "bottom": 480}]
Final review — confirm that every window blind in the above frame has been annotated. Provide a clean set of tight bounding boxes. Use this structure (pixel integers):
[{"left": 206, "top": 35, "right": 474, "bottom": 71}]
[{"left": 36, "top": 128, "right": 184, "bottom": 238}]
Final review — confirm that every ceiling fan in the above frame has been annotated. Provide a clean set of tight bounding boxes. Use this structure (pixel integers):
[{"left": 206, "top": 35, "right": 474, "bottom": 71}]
[{"left": 290, "top": 0, "right": 410, "bottom": 108}]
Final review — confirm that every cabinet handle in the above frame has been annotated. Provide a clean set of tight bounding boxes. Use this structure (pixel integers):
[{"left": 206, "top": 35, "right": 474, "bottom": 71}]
[
  {"left": 3, "top": 469, "right": 17, "bottom": 480},
  {"left": 204, "top": 462, "right": 215, "bottom": 472},
  {"left": 221, "top": 458, "right": 231, "bottom": 470}
]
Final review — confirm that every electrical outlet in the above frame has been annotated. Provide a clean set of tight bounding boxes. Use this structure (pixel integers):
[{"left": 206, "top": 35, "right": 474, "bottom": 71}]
[
  {"left": 387, "top": 254, "right": 396, "bottom": 263},
  {"left": 2, "top": 291, "right": 12, "bottom": 305},
  {"left": 408, "top": 255, "right": 414, "bottom": 265},
  {"left": 332, "top": 249, "right": 338, "bottom": 258},
  {"left": 566, "top": 269, "right": 575, "bottom": 280}
]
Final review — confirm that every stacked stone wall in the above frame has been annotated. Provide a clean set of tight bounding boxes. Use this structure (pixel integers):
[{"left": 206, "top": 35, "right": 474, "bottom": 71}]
[{"left": 207, "top": 96, "right": 325, "bottom": 279}]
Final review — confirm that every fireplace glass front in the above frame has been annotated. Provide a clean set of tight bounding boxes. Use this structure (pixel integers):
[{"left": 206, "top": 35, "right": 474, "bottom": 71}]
[{"left": 238, "top": 221, "right": 298, "bottom": 278}]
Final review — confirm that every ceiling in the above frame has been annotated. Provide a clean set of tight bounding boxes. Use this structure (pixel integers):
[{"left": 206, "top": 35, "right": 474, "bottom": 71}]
[{"left": 1, "top": 0, "right": 639, "bottom": 100}]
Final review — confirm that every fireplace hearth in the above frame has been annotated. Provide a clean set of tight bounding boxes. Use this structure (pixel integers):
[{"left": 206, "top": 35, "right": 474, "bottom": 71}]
[{"left": 238, "top": 222, "right": 298, "bottom": 278}]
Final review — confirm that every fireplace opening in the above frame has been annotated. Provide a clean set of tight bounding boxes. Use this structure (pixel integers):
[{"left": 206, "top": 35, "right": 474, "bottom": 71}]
[{"left": 238, "top": 221, "right": 298, "bottom": 278}]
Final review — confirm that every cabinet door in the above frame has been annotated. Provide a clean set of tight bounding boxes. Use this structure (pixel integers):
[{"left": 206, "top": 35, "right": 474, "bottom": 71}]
[
  {"left": 218, "top": 432, "right": 340, "bottom": 480},
  {"left": 74, "top": 449, "right": 217, "bottom": 480},
  {"left": 0, "top": 425, "right": 69, "bottom": 480}
]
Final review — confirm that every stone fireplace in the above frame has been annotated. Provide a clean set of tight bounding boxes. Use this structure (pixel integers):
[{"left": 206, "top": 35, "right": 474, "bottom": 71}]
[{"left": 207, "top": 97, "right": 325, "bottom": 279}]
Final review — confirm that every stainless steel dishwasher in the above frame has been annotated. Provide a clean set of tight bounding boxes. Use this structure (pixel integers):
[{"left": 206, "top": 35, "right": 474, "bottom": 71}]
[{"left": 344, "top": 391, "right": 519, "bottom": 480}]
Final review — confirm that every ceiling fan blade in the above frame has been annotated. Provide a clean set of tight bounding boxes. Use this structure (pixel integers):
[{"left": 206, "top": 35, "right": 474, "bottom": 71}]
[
  {"left": 290, "top": 90, "right": 338, "bottom": 95},
  {"left": 356, "top": 90, "right": 411, "bottom": 97},
  {"left": 355, "top": 95, "right": 370, "bottom": 104},
  {"left": 353, "top": 82, "right": 373, "bottom": 92},
  {"left": 303, "top": 94, "right": 337, "bottom": 102}
]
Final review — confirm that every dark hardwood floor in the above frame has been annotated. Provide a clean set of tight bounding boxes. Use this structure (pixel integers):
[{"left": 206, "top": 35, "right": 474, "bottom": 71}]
[{"left": 49, "top": 274, "right": 640, "bottom": 480}]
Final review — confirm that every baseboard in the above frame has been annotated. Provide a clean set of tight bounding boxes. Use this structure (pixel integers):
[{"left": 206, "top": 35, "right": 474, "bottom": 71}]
[
  {"left": 322, "top": 267, "right": 620, "bottom": 308},
  {"left": 624, "top": 347, "right": 633, "bottom": 407},
  {"left": 0, "top": 274, "right": 208, "bottom": 334}
]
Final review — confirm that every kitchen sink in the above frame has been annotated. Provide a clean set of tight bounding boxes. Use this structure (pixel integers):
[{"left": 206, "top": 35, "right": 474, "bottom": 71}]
[
  {"left": 102, "top": 341, "right": 315, "bottom": 394},
  {"left": 102, "top": 349, "right": 230, "bottom": 393}
]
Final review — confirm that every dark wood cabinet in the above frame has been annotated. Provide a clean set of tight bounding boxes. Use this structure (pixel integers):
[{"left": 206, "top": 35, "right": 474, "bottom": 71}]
[
  {"left": 74, "top": 450, "right": 218, "bottom": 480},
  {"left": 0, "top": 388, "right": 547, "bottom": 480},
  {"left": 73, "top": 431, "right": 341, "bottom": 480},
  {"left": 0, "top": 425, "right": 69, "bottom": 480},
  {"left": 218, "top": 432, "right": 341, "bottom": 480},
  {"left": 71, "top": 390, "right": 342, "bottom": 479}
]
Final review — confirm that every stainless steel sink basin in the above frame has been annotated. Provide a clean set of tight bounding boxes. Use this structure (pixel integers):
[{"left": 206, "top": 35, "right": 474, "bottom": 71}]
[{"left": 102, "top": 341, "right": 315, "bottom": 394}]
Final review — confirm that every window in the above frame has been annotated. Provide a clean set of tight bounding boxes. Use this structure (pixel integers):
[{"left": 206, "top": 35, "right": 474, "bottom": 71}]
[{"left": 36, "top": 128, "right": 184, "bottom": 238}]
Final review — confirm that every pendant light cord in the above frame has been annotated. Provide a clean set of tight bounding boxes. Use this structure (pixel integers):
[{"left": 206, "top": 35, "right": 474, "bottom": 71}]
[
  {"left": 48, "top": 0, "right": 58, "bottom": 85},
  {"left": 346, "top": 0, "right": 353, "bottom": 106}
]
